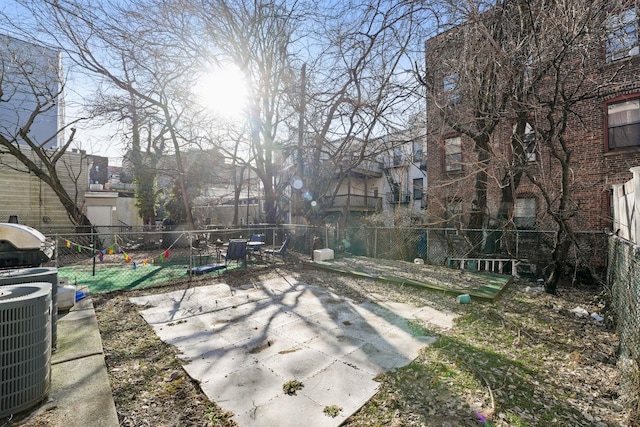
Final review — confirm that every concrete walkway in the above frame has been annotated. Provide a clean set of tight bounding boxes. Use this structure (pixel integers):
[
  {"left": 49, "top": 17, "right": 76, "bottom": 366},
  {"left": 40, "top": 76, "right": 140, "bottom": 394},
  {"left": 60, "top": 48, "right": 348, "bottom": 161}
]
[
  {"left": 130, "top": 275, "right": 457, "bottom": 426},
  {"left": 18, "top": 298, "right": 119, "bottom": 427}
]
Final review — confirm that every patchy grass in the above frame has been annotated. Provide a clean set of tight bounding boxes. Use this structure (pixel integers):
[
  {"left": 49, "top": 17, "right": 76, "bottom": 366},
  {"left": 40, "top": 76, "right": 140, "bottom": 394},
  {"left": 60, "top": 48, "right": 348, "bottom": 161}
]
[
  {"left": 323, "top": 405, "right": 343, "bottom": 417},
  {"left": 342, "top": 284, "right": 624, "bottom": 426},
  {"left": 282, "top": 380, "right": 304, "bottom": 395}
]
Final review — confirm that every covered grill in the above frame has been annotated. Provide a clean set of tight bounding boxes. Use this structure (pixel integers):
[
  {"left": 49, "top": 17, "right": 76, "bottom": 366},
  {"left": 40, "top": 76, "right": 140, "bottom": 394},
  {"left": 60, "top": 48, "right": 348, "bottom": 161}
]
[{"left": 0, "top": 223, "right": 55, "bottom": 268}]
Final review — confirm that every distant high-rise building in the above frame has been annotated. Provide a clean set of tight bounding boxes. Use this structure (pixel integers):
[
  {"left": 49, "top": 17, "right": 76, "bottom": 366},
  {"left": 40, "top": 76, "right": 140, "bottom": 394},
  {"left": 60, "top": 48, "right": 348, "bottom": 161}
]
[{"left": 0, "top": 34, "right": 63, "bottom": 150}]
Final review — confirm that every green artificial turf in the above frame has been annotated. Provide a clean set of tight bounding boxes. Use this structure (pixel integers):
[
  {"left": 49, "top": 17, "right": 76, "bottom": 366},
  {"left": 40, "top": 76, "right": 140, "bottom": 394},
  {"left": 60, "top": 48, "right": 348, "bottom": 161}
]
[
  {"left": 306, "top": 260, "right": 511, "bottom": 302},
  {"left": 58, "top": 261, "right": 242, "bottom": 294}
]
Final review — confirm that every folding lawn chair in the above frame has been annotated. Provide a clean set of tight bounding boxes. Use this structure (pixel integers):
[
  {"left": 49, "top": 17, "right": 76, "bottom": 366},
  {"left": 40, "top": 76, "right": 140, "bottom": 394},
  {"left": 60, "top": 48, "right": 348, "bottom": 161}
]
[{"left": 264, "top": 236, "right": 290, "bottom": 262}]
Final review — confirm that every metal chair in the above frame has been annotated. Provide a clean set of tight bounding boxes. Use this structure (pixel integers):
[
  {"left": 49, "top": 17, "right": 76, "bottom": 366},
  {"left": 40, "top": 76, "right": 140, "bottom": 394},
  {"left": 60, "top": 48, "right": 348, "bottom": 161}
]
[
  {"left": 222, "top": 239, "right": 248, "bottom": 267},
  {"left": 191, "top": 238, "right": 213, "bottom": 266},
  {"left": 247, "top": 234, "right": 265, "bottom": 252},
  {"left": 247, "top": 234, "right": 265, "bottom": 262}
]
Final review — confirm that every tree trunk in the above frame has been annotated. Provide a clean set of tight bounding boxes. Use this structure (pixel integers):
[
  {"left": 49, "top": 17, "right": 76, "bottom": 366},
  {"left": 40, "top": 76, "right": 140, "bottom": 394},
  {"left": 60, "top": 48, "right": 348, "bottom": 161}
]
[
  {"left": 468, "top": 135, "right": 491, "bottom": 230},
  {"left": 129, "top": 102, "right": 158, "bottom": 229},
  {"left": 497, "top": 117, "right": 529, "bottom": 221},
  {"left": 163, "top": 106, "right": 195, "bottom": 229},
  {"left": 545, "top": 232, "right": 572, "bottom": 294}
]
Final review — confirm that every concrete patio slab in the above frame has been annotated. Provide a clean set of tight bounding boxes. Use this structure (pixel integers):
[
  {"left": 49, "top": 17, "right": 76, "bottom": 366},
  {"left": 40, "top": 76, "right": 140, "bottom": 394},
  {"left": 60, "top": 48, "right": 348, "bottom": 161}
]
[{"left": 130, "top": 275, "right": 457, "bottom": 426}]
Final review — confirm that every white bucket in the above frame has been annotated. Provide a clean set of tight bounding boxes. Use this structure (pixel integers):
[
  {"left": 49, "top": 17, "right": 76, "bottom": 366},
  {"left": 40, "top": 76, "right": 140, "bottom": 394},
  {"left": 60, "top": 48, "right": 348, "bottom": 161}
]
[{"left": 57, "top": 285, "right": 76, "bottom": 311}]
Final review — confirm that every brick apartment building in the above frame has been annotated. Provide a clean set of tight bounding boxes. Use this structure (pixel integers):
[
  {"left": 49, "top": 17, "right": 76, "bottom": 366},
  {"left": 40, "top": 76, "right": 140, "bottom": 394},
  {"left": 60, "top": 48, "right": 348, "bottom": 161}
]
[{"left": 424, "top": 2, "right": 640, "bottom": 266}]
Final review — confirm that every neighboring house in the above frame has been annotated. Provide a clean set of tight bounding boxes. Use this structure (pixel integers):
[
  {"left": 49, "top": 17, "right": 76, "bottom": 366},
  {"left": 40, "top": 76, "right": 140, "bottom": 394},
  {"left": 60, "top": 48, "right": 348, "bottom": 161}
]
[
  {"left": 84, "top": 155, "right": 143, "bottom": 232},
  {"left": 193, "top": 166, "right": 262, "bottom": 227},
  {"left": 0, "top": 34, "right": 139, "bottom": 233},
  {"left": 302, "top": 126, "right": 426, "bottom": 228},
  {"left": 0, "top": 149, "right": 89, "bottom": 231},
  {"left": 0, "top": 34, "right": 63, "bottom": 150},
  {"left": 88, "top": 154, "right": 109, "bottom": 188},
  {"left": 423, "top": 4, "right": 640, "bottom": 243},
  {"left": 120, "top": 148, "right": 243, "bottom": 226},
  {"left": 0, "top": 148, "right": 143, "bottom": 232},
  {"left": 374, "top": 130, "right": 427, "bottom": 226},
  {"left": 315, "top": 148, "right": 383, "bottom": 227}
]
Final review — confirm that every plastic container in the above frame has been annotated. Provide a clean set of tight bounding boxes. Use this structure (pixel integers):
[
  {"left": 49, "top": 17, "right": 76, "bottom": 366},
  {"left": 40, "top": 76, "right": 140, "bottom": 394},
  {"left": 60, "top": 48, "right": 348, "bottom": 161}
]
[
  {"left": 313, "top": 248, "right": 335, "bottom": 261},
  {"left": 456, "top": 294, "right": 471, "bottom": 304},
  {"left": 57, "top": 285, "right": 76, "bottom": 311}
]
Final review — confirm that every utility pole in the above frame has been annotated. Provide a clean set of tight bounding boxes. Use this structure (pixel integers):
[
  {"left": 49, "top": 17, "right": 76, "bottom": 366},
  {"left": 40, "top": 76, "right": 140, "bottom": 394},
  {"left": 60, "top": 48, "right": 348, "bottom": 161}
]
[
  {"left": 246, "top": 166, "right": 250, "bottom": 225},
  {"left": 296, "top": 63, "right": 306, "bottom": 223}
]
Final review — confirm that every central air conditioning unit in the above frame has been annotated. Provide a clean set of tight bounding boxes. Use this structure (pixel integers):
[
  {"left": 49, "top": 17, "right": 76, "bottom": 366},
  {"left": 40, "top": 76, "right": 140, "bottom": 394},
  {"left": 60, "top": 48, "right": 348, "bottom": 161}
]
[
  {"left": 0, "top": 267, "right": 59, "bottom": 350},
  {"left": 0, "top": 282, "right": 52, "bottom": 418}
]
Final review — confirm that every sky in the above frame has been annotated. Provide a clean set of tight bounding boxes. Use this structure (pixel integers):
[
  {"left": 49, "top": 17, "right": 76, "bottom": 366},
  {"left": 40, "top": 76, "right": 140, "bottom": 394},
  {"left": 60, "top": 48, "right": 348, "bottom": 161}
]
[
  {"left": 1, "top": 0, "right": 432, "bottom": 166},
  {"left": 1, "top": 1, "right": 261, "bottom": 166},
  {"left": 1, "top": 1, "right": 126, "bottom": 163}
]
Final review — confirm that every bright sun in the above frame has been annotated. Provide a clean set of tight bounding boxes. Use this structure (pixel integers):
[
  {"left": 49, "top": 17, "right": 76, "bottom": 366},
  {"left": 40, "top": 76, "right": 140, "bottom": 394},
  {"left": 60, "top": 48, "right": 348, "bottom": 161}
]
[{"left": 194, "top": 66, "right": 249, "bottom": 120}]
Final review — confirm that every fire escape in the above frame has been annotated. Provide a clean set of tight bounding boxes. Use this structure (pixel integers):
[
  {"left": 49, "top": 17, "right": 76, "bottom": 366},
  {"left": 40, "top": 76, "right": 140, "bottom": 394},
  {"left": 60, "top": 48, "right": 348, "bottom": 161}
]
[{"left": 384, "top": 150, "right": 411, "bottom": 205}]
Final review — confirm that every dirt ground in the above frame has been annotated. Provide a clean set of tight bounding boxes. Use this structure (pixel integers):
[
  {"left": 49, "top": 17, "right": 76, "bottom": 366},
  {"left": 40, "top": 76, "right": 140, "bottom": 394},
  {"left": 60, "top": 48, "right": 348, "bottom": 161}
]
[{"left": 87, "top": 255, "right": 631, "bottom": 426}]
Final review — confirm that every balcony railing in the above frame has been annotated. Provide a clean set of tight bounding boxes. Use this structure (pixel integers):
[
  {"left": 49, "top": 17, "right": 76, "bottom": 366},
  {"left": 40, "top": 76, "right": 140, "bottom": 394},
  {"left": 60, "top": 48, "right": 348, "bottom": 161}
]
[{"left": 319, "top": 194, "right": 382, "bottom": 212}]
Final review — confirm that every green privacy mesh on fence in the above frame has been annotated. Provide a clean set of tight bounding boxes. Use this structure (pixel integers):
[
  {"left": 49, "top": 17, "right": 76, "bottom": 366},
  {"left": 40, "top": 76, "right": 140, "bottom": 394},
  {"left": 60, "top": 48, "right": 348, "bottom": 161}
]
[
  {"left": 334, "top": 226, "right": 599, "bottom": 271},
  {"left": 607, "top": 236, "right": 640, "bottom": 412}
]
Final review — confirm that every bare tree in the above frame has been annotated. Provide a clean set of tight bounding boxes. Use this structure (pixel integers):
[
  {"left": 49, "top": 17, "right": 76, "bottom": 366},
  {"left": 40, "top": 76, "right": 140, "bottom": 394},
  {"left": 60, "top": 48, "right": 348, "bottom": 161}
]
[
  {"left": 423, "top": 0, "right": 613, "bottom": 292},
  {"left": 0, "top": 33, "right": 94, "bottom": 228},
  {"left": 424, "top": 2, "right": 530, "bottom": 232},
  {"left": 177, "top": 0, "right": 302, "bottom": 225},
  {"left": 16, "top": 0, "right": 204, "bottom": 228},
  {"left": 298, "top": 0, "right": 431, "bottom": 226},
  {"left": 519, "top": 1, "right": 609, "bottom": 292}
]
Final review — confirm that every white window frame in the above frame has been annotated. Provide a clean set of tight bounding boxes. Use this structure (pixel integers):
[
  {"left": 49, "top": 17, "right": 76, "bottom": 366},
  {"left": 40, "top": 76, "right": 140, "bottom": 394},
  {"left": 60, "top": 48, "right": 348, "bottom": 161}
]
[
  {"left": 608, "top": 99, "right": 640, "bottom": 149},
  {"left": 523, "top": 122, "right": 537, "bottom": 162},
  {"left": 413, "top": 141, "right": 424, "bottom": 162},
  {"left": 443, "top": 73, "right": 460, "bottom": 104},
  {"left": 444, "top": 136, "right": 462, "bottom": 172},
  {"left": 413, "top": 178, "right": 424, "bottom": 200}
]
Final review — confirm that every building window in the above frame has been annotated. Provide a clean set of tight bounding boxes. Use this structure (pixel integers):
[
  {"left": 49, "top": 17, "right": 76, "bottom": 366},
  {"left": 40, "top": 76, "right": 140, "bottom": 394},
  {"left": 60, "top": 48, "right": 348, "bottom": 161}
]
[
  {"left": 523, "top": 123, "right": 537, "bottom": 162},
  {"left": 413, "top": 178, "right": 423, "bottom": 200},
  {"left": 514, "top": 197, "right": 536, "bottom": 228},
  {"left": 443, "top": 73, "right": 460, "bottom": 104},
  {"left": 608, "top": 99, "right": 640, "bottom": 149},
  {"left": 513, "top": 122, "right": 537, "bottom": 162},
  {"left": 444, "top": 136, "right": 462, "bottom": 172},
  {"left": 605, "top": 7, "right": 639, "bottom": 62},
  {"left": 413, "top": 142, "right": 423, "bottom": 163}
]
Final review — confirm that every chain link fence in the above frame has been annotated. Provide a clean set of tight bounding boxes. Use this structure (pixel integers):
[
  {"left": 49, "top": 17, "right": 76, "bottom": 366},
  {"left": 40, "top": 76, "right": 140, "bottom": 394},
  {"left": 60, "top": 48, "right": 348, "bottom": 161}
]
[
  {"left": 44, "top": 225, "right": 607, "bottom": 294},
  {"left": 607, "top": 235, "right": 640, "bottom": 414},
  {"left": 38, "top": 224, "right": 634, "bottom": 408},
  {"left": 44, "top": 226, "right": 296, "bottom": 293},
  {"left": 318, "top": 226, "right": 605, "bottom": 277}
]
